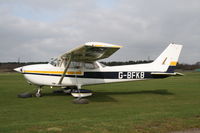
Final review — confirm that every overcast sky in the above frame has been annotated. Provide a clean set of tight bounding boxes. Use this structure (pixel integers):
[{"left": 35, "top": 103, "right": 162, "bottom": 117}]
[{"left": 0, "top": 0, "right": 199, "bottom": 64}]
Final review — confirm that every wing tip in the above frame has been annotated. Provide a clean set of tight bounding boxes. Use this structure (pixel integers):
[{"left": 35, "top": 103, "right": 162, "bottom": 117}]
[{"left": 85, "top": 42, "right": 122, "bottom": 48}]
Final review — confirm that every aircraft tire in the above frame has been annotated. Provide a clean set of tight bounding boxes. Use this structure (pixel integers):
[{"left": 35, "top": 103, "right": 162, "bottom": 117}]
[
  {"left": 18, "top": 92, "right": 32, "bottom": 98},
  {"left": 72, "top": 98, "right": 89, "bottom": 104},
  {"left": 35, "top": 92, "right": 42, "bottom": 97}
]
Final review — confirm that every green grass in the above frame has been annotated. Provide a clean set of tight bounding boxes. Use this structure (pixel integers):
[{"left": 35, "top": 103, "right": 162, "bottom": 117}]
[{"left": 0, "top": 72, "right": 200, "bottom": 133}]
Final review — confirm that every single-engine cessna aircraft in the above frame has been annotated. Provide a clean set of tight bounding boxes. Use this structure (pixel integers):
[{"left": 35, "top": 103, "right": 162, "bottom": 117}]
[{"left": 14, "top": 42, "right": 183, "bottom": 100}]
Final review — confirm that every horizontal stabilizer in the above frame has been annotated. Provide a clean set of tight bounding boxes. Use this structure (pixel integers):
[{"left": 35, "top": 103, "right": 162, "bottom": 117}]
[{"left": 151, "top": 72, "right": 184, "bottom": 76}]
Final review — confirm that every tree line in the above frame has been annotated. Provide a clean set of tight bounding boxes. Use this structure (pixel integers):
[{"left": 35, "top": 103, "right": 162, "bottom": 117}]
[
  {"left": 101, "top": 60, "right": 200, "bottom": 70},
  {"left": 0, "top": 61, "right": 199, "bottom": 72}
]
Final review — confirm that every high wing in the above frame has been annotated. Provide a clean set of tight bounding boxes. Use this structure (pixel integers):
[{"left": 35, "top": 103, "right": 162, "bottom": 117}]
[
  {"left": 59, "top": 42, "right": 122, "bottom": 62},
  {"left": 57, "top": 42, "right": 122, "bottom": 85}
]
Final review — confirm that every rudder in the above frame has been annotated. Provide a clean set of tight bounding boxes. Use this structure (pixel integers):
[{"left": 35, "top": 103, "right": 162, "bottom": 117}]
[{"left": 152, "top": 43, "right": 183, "bottom": 73}]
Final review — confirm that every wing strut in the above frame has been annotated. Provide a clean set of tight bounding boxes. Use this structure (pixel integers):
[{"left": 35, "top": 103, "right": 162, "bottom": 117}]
[{"left": 58, "top": 55, "right": 72, "bottom": 85}]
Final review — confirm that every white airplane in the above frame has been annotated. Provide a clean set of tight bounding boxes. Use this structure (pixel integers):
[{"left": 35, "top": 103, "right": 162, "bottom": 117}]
[{"left": 14, "top": 42, "right": 183, "bottom": 100}]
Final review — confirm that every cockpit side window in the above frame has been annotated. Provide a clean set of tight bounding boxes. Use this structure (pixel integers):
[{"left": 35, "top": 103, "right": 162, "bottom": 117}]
[
  {"left": 50, "top": 59, "right": 100, "bottom": 69},
  {"left": 69, "top": 61, "right": 82, "bottom": 69}
]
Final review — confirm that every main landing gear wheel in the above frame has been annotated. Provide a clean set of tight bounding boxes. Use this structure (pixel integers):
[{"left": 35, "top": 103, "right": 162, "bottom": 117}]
[
  {"left": 72, "top": 98, "right": 89, "bottom": 104},
  {"left": 71, "top": 89, "right": 92, "bottom": 104}
]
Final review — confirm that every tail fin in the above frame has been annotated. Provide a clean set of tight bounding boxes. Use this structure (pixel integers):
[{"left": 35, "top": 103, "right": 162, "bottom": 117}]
[{"left": 152, "top": 43, "right": 183, "bottom": 73}]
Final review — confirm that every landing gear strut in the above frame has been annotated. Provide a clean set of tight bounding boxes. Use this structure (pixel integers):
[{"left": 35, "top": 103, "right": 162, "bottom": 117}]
[{"left": 35, "top": 86, "right": 42, "bottom": 97}]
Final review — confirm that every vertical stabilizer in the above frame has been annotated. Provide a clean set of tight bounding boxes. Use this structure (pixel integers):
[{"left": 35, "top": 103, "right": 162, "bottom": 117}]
[{"left": 152, "top": 43, "right": 183, "bottom": 73}]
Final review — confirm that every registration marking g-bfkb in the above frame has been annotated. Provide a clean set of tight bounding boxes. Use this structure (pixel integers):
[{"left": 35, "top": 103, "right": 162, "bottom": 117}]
[{"left": 118, "top": 72, "right": 145, "bottom": 79}]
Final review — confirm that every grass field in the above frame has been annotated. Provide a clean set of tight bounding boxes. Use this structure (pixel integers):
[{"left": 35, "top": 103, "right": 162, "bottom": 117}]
[{"left": 0, "top": 72, "right": 200, "bottom": 133}]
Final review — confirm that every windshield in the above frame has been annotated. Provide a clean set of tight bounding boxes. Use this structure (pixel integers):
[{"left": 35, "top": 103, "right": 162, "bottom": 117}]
[{"left": 49, "top": 58, "right": 61, "bottom": 67}]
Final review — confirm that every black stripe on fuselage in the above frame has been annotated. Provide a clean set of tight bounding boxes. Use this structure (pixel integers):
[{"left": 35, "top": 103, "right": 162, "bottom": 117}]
[{"left": 23, "top": 71, "right": 169, "bottom": 79}]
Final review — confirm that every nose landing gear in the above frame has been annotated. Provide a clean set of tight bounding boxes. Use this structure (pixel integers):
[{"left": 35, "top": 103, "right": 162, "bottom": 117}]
[{"left": 35, "top": 86, "right": 42, "bottom": 97}]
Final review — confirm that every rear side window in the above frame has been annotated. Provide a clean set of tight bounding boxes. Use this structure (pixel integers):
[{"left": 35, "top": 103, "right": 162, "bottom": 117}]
[{"left": 84, "top": 62, "right": 98, "bottom": 69}]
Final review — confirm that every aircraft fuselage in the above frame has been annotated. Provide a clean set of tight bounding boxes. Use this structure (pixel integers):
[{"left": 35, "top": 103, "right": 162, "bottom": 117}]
[{"left": 15, "top": 61, "right": 170, "bottom": 88}]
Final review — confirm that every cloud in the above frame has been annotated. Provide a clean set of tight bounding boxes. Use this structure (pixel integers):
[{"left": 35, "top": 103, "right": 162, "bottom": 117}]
[{"left": 0, "top": 0, "right": 199, "bottom": 63}]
